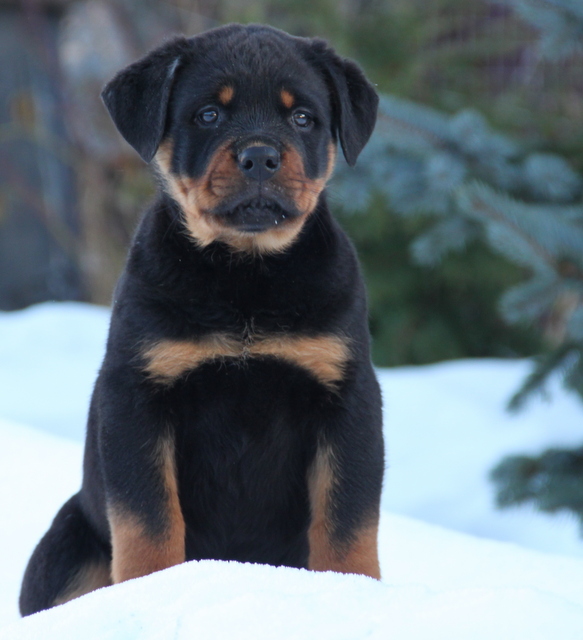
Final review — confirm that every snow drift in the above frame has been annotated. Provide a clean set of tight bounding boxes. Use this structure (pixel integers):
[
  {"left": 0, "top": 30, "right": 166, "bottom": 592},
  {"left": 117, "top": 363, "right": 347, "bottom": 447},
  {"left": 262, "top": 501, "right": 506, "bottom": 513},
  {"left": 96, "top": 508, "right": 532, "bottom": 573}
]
[{"left": 2, "top": 515, "right": 583, "bottom": 640}]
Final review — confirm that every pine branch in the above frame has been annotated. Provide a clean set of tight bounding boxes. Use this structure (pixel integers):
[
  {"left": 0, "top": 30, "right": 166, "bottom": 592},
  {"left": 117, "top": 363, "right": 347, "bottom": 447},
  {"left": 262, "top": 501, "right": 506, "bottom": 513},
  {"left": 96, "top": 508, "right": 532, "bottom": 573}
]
[
  {"left": 499, "top": 0, "right": 583, "bottom": 60},
  {"left": 490, "top": 444, "right": 583, "bottom": 528},
  {"left": 410, "top": 217, "right": 479, "bottom": 266},
  {"left": 498, "top": 275, "right": 560, "bottom": 325},
  {"left": 377, "top": 96, "right": 452, "bottom": 152},
  {"left": 458, "top": 183, "right": 583, "bottom": 271},
  {"left": 456, "top": 183, "right": 559, "bottom": 272},
  {"left": 508, "top": 342, "right": 581, "bottom": 411}
]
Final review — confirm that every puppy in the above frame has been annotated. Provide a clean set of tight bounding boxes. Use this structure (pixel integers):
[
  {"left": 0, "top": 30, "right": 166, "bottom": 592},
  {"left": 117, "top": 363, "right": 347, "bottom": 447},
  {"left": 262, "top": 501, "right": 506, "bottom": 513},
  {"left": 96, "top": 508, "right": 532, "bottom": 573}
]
[{"left": 20, "top": 23, "right": 384, "bottom": 616}]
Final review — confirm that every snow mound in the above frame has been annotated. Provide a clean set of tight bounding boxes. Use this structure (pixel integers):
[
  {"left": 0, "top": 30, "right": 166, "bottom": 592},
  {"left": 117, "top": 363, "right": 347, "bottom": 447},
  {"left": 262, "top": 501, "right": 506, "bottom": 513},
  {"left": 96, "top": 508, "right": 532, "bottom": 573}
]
[
  {"left": 0, "top": 302, "right": 109, "bottom": 440},
  {"left": 3, "top": 526, "right": 583, "bottom": 640},
  {"left": 0, "top": 418, "right": 82, "bottom": 624}
]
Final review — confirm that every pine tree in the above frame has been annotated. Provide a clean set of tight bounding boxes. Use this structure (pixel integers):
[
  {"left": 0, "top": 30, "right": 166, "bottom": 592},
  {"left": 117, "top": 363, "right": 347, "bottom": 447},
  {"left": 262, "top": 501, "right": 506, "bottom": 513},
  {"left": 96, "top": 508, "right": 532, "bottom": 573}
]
[
  {"left": 331, "top": 0, "right": 583, "bottom": 530},
  {"left": 500, "top": 0, "right": 583, "bottom": 61}
]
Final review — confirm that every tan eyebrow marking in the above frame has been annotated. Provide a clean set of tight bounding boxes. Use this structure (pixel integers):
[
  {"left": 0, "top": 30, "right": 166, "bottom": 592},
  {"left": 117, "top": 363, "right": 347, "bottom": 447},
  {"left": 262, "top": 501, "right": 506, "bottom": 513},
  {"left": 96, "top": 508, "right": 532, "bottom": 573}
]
[
  {"left": 142, "top": 333, "right": 350, "bottom": 390},
  {"left": 281, "top": 89, "right": 295, "bottom": 109},
  {"left": 218, "top": 85, "right": 235, "bottom": 105}
]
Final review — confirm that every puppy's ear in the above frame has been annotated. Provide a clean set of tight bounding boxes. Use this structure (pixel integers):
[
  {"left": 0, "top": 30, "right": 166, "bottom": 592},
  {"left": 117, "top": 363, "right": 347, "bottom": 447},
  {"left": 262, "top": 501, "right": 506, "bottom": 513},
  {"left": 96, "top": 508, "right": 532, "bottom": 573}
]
[
  {"left": 306, "top": 40, "right": 378, "bottom": 167},
  {"left": 101, "top": 37, "right": 188, "bottom": 163}
]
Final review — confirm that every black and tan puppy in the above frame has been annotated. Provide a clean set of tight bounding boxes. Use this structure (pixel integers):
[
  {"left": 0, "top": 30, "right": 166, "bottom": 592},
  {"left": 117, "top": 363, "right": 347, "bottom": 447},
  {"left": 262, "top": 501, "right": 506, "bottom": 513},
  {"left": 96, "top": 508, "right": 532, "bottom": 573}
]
[{"left": 19, "top": 23, "right": 384, "bottom": 616}]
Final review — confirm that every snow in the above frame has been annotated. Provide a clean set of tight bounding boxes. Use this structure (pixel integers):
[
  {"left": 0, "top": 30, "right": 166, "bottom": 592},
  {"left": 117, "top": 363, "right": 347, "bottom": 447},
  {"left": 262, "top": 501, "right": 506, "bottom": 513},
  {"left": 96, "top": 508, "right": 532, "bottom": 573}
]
[
  {"left": 0, "top": 302, "right": 109, "bottom": 440},
  {"left": 378, "top": 361, "right": 583, "bottom": 556},
  {"left": 1, "top": 302, "right": 582, "bottom": 638},
  {"left": 3, "top": 540, "right": 583, "bottom": 640},
  {"left": 0, "top": 419, "right": 82, "bottom": 626}
]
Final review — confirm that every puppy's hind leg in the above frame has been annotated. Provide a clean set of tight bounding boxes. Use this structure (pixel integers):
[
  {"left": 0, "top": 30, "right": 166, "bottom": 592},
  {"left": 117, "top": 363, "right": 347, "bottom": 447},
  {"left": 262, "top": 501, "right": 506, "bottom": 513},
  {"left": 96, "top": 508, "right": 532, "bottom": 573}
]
[{"left": 19, "top": 494, "right": 111, "bottom": 616}]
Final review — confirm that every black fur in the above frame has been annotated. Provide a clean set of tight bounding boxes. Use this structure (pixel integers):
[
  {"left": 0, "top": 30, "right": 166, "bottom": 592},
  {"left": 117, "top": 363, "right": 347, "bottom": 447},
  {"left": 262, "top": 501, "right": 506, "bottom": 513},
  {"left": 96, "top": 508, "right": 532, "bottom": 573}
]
[{"left": 20, "top": 23, "right": 384, "bottom": 616}]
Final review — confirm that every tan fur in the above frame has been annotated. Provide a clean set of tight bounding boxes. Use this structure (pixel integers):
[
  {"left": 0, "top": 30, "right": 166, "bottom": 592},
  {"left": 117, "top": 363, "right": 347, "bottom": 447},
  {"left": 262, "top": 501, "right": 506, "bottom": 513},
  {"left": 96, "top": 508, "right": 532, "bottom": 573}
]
[
  {"left": 108, "top": 436, "right": 185, "bottom": 583},
  {"left": 218, "top": 85, "right": 235, "bottom": 105},
  {"left": 155, "top": 140, "right": 237, "bottom": 249},
  {"left": 307, "top": 444, "right": 335, "bottom": 572},
  {"left": 251, "top": 334, "right": 349, "bottom": 389},
  {"left": 219, "top": 141, "right": 337, "bottom": 254},
  {"left": 282, "top": 143, "right": 336, "bottom": 217},
  {"left": 54, "top": 561, "right": 111, "bottom": 606},
  {"left": 155, "top": 139, "right": 173, "bottom": 175},
  {"left": 307, "top": 446, "right": 381, "bottom": 579},
  {"left": 143, "top": 333, "right": 350, "bottom": 390},
  {"left": 143, "top": 334, "right": 242, "bottom": 382},
  {"left": 280, "top": 89, "right": 295, "bottom": 109},
  {"left": 154, "top": 138, "right": 337, "bottom": 255},
  {"left": 158, "top": 435, "right": 186, "bottom": 567}
]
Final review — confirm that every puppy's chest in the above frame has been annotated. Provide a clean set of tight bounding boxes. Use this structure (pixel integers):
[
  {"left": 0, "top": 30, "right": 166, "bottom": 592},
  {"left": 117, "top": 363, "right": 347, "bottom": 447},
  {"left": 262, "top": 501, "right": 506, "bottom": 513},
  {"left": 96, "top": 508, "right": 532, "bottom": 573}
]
[{"left": 141, "top": 325, "right": 350, "bottom": 392}]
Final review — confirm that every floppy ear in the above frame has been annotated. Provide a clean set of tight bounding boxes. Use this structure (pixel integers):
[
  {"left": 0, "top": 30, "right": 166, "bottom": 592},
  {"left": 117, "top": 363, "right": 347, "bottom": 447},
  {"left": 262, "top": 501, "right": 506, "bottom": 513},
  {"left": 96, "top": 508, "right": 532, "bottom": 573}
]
[
  {"left": 306, "top": 40, "right": 379, "bottom": 167},
  {"left": 101, "top": 37, "right": 189, "bottom": 163}
]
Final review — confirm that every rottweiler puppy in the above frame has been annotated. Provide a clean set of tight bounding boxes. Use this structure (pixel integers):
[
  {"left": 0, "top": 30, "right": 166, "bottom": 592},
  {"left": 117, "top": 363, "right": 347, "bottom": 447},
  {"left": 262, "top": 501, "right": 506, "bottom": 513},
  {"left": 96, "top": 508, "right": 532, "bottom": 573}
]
[{"left": 20, "top": 23, "right": 384, "bottom": 616}]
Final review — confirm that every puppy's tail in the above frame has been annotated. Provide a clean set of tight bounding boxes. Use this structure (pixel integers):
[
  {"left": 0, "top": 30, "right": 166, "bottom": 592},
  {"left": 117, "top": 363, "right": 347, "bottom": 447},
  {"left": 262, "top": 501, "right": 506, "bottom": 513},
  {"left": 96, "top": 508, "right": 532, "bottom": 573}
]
[{"left": 19, "top": 493, "right": 111, "bottom": 616}]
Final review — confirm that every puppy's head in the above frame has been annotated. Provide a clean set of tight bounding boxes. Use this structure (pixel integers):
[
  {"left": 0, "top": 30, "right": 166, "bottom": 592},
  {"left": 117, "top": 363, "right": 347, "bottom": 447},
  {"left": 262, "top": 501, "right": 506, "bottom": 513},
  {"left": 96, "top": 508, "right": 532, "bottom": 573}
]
[{"left": 102, "top": 24, "right": 378, "bottom": 254}]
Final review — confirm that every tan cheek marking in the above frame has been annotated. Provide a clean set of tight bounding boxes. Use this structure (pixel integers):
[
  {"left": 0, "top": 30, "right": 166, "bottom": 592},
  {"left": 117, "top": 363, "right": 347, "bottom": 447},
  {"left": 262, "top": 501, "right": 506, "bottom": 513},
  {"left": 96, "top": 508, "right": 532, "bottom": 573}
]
[
  {"left": 155, "top": 140, "right": 216, "bottom": 247},
  {"left": 280, "top": 142, "right": 337, "bottom": 216},
  {"left": 54, "top": 561, "right": 111, "bottom": 606},
  {"left": 218, "top": 85, "right": 234, "bottom": 105},
  {"left": 155, "top": 140, "right": 241, "bottom": 248},
  {"left": 155, "top": 139, "right": 173, "bottom": 175},
  {"left": 326, "top": 141, "right": 338, "bottom": 180},
  {"left": 281, "top": 89, "right": 295, "bottom": 109},
  {"left": 142, "top": 334, "right": 350, "bottom": 390},
  {"left": 307, "top": 447, "right": 381, "bottom": 580},
  {"left": 108, "top": 437, "right": 185, "bottom": 583}
]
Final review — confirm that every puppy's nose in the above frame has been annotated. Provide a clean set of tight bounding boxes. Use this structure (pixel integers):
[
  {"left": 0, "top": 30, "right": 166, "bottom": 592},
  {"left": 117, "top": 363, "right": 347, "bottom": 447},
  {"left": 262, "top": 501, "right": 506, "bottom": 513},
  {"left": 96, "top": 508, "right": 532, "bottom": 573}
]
[{"left": 237, "top": 146, "right": 280, "bottom": 181}]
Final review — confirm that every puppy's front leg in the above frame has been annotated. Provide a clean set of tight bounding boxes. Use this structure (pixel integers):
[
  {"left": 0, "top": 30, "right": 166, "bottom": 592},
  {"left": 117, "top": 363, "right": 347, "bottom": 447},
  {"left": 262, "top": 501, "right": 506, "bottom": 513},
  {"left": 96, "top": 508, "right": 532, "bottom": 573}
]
[
  {"left": 307, "top": 370, "right": 384, "bottom": 580},
  {"left": 97, "top": 370, "right": 185, "bottom": 583},
  {"left": 107, "top": 437, "right": 184, "bottom": 583}
]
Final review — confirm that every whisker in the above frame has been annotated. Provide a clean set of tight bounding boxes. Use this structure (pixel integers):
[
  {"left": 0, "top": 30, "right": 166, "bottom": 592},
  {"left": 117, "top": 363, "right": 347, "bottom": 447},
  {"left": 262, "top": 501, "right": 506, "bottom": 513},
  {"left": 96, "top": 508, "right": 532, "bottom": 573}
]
[{"left": 161, "top": 209, "right": 182, "bottom": 243}]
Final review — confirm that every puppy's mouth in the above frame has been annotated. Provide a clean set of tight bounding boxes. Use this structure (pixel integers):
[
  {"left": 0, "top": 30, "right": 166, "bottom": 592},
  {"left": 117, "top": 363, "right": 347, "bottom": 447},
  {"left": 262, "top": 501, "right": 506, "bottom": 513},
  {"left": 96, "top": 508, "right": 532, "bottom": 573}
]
[{"left": 213, "top": 198, "right": 299, "bottom": 234}]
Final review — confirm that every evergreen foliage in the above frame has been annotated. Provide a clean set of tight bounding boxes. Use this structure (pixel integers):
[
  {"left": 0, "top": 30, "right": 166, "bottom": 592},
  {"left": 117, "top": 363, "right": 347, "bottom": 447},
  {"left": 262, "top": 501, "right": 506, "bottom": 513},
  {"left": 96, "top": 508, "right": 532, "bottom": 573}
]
[
  {"left": 332, "top": 0, "right": 583, "bottom": 530},
  {"left": 500, "top": 0, "right": 583, "bottom": 60},
  {"left": 333, "top": 95, "right": 583, "bottom": 386},
  {"left": 491, "top": 445, "right": 583, "bottom": 530}
]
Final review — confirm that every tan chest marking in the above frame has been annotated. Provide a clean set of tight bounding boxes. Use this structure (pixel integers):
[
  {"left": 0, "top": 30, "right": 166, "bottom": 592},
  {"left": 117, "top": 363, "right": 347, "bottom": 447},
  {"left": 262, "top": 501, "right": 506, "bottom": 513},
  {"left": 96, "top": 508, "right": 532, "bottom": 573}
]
[{"left": 142, "top": 333, "right": 350, "bottom": 390}]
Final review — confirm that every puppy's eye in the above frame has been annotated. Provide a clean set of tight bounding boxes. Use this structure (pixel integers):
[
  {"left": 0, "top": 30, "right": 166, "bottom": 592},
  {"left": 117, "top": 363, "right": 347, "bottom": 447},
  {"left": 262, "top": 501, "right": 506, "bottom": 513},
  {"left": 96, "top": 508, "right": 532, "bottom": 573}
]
[
  {"left": 292, "top": 111, "right": 312, "bottom": 128},
  {"left": 197, "top": 108, "right": 219, "bottom": 125}
]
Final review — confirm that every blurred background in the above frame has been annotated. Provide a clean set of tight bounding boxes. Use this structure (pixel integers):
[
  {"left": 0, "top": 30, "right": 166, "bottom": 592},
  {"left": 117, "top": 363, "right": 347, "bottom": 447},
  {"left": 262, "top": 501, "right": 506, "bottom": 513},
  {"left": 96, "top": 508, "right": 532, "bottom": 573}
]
[{"left": 2, "top": 0, "right": 583, "bottom": 531}]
